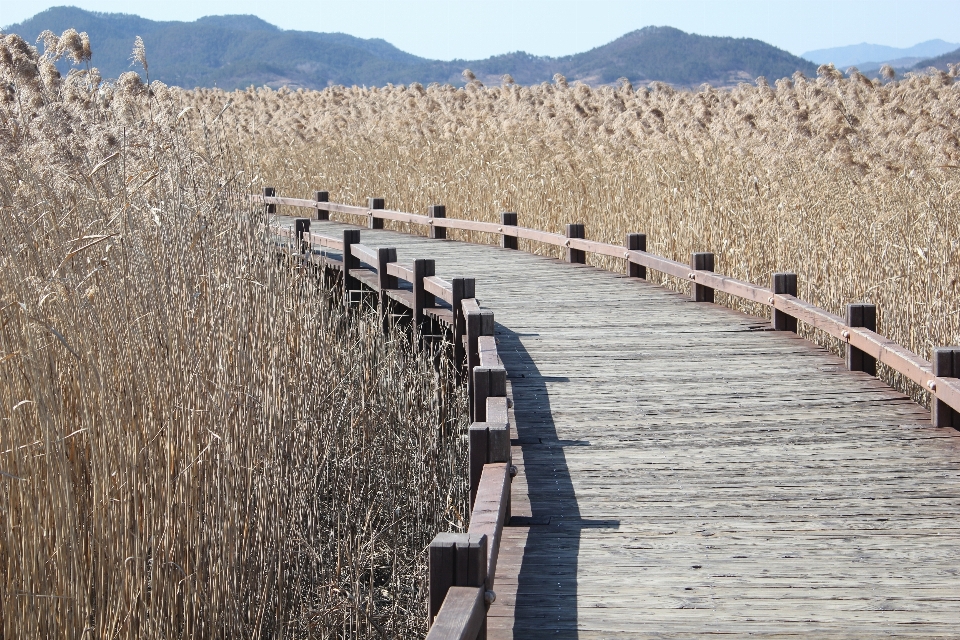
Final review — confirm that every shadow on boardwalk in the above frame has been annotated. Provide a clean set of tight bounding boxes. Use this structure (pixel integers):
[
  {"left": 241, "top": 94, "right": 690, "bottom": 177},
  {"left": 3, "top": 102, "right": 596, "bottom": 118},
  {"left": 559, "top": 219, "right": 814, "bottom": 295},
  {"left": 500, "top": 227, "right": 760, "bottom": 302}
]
[{"left": 497, "top": 326, "right": 619, "bottom": 638}]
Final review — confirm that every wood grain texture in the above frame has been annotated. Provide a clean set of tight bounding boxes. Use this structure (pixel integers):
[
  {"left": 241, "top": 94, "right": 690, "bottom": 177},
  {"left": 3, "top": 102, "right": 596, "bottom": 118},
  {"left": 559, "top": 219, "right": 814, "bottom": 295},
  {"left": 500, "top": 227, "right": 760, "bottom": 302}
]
[{"left": 272, "top": 216, "right": 960, "bottom": 638}]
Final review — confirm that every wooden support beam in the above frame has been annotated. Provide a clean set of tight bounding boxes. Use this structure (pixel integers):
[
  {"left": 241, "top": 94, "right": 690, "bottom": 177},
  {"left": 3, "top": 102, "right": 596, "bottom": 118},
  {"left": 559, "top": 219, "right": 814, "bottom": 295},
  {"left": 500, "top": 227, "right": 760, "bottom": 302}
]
[
  {"left": 429, "top": 533, "right": 488, "bottom": 633},
  {"left": 414, "top": 259, "right": 436, "bottom": 327},
  {"left": 566, "top": 223, "right": 586, "bottom": 264},
  {"left": 932, "top": 347, "right": 960, "bottom": 429},
  {"left": 846, "top": 303, "right": 878, "bottom": 376},
  {"left": 425, "top": 587, "right": 485, "bottom": 640},
  {"left": 501, "top": 213, "right": 518, "bottom": 250},
  {"left": 429, "top": 205, "right": 447, "bottom": 239},
  {"left": 263, "top": 187, "right": 276, "bottom": 214},
  {"left": 342, "top": 229, "right": 360, "bottom": 304},
  {"left": 368, "top": 197, "right": 385, "bottom": 229},
  {"left": 691, "top": 252, "right": 715, "bottom": 303},
  {"left": 626, "top": 233, "right": 646, "bottom": 279},
  {"left": 315, "top": 190, "right": 329, "bottom": 220},
  {"left": 771, "top": 272, "right": 798, "bottom": 332}
]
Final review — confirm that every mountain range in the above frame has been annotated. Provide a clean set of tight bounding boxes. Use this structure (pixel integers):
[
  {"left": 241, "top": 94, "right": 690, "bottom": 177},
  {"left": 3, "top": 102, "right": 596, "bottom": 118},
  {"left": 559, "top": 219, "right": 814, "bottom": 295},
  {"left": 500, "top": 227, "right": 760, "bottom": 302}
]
[
  {"left": 803, "top": 40, "right": 959, "bottom": 73},
  {"left": 6, "top": 6, "right": 818, "bottom": 89}
]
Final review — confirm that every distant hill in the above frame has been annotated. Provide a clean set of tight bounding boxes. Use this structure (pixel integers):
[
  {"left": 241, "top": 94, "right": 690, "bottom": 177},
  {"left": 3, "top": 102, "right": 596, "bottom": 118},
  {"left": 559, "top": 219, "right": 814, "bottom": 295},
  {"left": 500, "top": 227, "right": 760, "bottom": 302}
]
[
  {"left": 911, "top": 46, "right": 960, "bottom": 72},
  {"left": 803, "top": 40, "right": 959, "bottom": 69},
  {"left": 5, "top": 6, "right": 817, "bottom": 89}
]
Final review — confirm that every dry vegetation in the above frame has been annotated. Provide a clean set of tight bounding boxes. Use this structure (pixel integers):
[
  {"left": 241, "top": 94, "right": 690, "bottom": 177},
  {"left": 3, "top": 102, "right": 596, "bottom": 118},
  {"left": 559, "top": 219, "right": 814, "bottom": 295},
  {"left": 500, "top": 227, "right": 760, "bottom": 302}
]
[
  {"left": 1, "top": 31, "right": 468, "bottom": 638},
  {"left": 187, "top": 64, "right": 960, "bottom": 401}
]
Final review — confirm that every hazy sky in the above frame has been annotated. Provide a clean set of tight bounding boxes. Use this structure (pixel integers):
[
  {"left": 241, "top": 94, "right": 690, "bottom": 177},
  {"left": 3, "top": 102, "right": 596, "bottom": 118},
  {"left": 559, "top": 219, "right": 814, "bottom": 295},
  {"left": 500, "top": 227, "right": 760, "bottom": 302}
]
[{"left": 4, "top": 1, "right": 960, "bottom": 59}]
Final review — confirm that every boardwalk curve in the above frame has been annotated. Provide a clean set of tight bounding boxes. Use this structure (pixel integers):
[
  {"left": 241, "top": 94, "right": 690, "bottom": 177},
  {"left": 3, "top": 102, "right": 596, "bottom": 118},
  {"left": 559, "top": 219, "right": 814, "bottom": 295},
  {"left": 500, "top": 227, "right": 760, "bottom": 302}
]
[{"left": 273, "top": 215, "right": 960, "bottom": 638}]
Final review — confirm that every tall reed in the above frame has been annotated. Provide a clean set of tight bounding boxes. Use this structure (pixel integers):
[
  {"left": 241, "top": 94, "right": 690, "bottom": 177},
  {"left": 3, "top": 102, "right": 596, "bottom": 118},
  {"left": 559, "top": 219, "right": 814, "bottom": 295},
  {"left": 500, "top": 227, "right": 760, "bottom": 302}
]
[{"left": 1, "top": 32, "right": 468, "bottom": 638}]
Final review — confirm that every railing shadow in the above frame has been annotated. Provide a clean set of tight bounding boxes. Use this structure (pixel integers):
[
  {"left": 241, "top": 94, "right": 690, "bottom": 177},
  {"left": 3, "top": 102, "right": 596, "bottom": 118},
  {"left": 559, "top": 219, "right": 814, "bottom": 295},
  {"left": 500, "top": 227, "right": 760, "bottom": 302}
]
[{"left": 496, "top": 326, "right": 619, "bottom": 639}]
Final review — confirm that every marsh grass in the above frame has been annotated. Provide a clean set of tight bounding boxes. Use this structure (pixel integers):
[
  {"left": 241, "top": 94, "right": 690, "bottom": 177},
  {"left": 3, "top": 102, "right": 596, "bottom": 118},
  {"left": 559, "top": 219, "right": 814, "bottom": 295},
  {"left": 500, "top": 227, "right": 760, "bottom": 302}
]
[{"left": 1, "top": 32, "right": 467, "bottom": 638}]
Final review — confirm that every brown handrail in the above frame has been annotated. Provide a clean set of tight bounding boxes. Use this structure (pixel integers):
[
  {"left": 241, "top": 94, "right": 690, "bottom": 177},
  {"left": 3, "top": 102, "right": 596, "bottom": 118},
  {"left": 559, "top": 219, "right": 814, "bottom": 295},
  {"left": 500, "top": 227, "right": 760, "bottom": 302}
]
[{"left": 256, "top": 191, "right": 960, "bottom": 420}]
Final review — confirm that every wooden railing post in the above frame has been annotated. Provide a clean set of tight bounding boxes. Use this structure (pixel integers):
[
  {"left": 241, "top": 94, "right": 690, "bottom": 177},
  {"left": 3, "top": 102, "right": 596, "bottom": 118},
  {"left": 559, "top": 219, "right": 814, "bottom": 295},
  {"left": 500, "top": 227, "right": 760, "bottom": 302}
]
[
  {"left": 429, "top": 205, "right": 446, "bottom": 239},
  {"left": 846, "top": 303, "right": 877, "bottom": 375},
  {"left": 429, "top": 533, "right": 488, "bottom": 635},
  {"left": 466, "top": 308, "right": 495, "bottom": 422},
  {"left": 452, "top": 278, "right": 475, "bottom": 371},
  {"left": 771, "top": 272, "right": 798, "bottom": 332},
  {"left": 413, "top": 259, "right": 436, "bottom": 327},
  {"left": 294, "top": 218, "right": 310, "bottom": 254},
  {"left": 315, "top": 190, "right": 329, "bottom": 220},
  {"left": 691, "top": 252, "right": 715, "bottom": 302},
  {"left": 469, "top": 421, "right": 510, "bottom": 509},
  {"left": 342, "top": 229, "right": 360, "bottom": 304},
  {"left": 566, "top": 223, "right": 585, "bottom": 263},
  {"left": 377, "top": 247, "right": 398, "bottom": 328},
  {"left": 263, "top": 187, "right": 276, "bottom": 214},
  {"left": 368, "top": 197, "right": 385, "bottom": 229},
  {"left": 501, "top": 213, "right": 518, "bottom": 250},
  {"left": 932, "top": 347, "right": 960, "bottom": 428},
  {"left": 473, "top": 366, "right": 506, "bottom": 424},
  {"left": 626, "top": 233, "right": 646, "bottom": 278}
]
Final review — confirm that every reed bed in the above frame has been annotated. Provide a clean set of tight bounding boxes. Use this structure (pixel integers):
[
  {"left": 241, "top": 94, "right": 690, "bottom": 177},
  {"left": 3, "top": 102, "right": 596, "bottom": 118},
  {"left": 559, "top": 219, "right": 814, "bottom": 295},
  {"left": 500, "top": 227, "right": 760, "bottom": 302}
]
[
  {"left": 1, "top": 32, "right": 468, "bottom": 638},
  {"left": 187, "top": 65, "right": 960, "bottom": 403}
]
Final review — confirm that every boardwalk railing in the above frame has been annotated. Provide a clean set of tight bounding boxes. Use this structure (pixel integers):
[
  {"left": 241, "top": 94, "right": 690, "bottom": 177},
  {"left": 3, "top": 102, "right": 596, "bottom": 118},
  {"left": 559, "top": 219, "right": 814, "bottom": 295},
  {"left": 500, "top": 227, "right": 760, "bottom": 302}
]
[
  {"left": 257, "top": 188, "right": 960, "bottom": 431},
  {"left": 258, "top": 186, "right": 960, "bottom": 639},
  {"left": 263, "top": 193, "right": 514, "bottom": 639}
]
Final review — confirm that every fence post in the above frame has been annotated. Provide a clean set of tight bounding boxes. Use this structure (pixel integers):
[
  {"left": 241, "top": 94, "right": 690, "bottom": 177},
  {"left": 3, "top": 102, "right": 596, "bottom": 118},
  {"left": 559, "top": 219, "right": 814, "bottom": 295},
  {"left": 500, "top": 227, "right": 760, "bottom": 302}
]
[
  {"left": 429, "top": 533, "right": 488, "bottom": 635},
  {"left": 473, "top": 366, "right": 506, "bottom": 424},
  {"left": 368, "top": 197, "right": 385, "bottom": 229},
  {"left": 377, "top": 248, "right": 398, "bottom": 329},
  {"left": 467, "top": 310, "right": 495, "bottom": 421},
  {"left": 294, "top": 218, "right": 310, "bottom": 254},
  {"left": 932, "top": 347, "right": 960, "bottom": 429},
  {"left": 263, "top": 187, "right": 276, "bottom": 214},
  {"left": 771, "top": 272, "right": 798, "bottom": 332},
  {"left": 501, "top": 213, "right": 518, "bottom": 250},
  {"left": 315, "top": 190, "right": 329, "bottom": 221},
  {"left": 342, "top": 229, "right": 360, "bottom": 305},
  {"left": 469, "top": 420, "right": 510, "bottom": 509},
  {"left": 428, "top": 205, "right": 446, "bottom": 239},
  {"left": 690, "top": 252, "right": 715, "bottom": 302},
  {"left": 846, "top": 303, "right": 877, "bottom": 376},
  {"left": 452, "top": 278, "right": 475, "bottom": 372},
  {"left": 413, "top": 259, "right": 435, "bottom": 328},
  {"left": 626, "top": 233, "right": 646, "bottom": 279},
  {"left": 566, "top": 223, "right": 585, "bottom": 264}
]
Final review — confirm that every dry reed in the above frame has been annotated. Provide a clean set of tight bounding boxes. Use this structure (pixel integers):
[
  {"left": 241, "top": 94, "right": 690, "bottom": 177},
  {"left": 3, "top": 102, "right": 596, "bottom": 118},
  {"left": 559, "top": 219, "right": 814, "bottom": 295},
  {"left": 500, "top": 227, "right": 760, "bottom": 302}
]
[{"left": 1, "top": 32, "right": 468, "bottom": 638}]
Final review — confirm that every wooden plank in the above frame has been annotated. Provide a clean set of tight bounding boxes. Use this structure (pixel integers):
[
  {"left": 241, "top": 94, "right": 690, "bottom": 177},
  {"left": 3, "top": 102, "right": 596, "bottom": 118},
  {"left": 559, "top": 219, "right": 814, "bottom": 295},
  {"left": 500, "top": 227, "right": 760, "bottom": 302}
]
[
  {"left": 425, "top": 275, "right": 454, "bottom": 303},
  {"left": 478, "top": 336, "right": 501, "bottom": 368},
  {"left": 425, "top": 307, "right": 454, "bottom": 326},
  {"left": 349, "top": 268, "right": 380, "bottom": 292},
  {"left": 387, "top": 261, "right": 415, "bottom": 282},
  {"left": 384, "top": 288, "right": 414, "bottom": 309},
  {"left": 468, "top": 463, "right": 511, "bottom": 592},
  {"left": 426, "top": 587, "right": 485, "bottom": 640},
  {"left": 305, "top": 231, "right": 343, "bottom": 250},
  {"left": 350, "top": 242, "right": 379, "bottom": 266}
]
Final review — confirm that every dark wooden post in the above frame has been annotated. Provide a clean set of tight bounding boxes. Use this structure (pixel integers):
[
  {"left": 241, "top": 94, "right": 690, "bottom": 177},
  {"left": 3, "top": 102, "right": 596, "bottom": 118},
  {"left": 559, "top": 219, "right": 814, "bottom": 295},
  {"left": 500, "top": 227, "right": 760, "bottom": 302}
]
[
  {"left": 428, "top": 205, "right": 446, "bottom": 239},
  {"left": 466, "top": 309, "right": 495, "bottom": 421},
  {"left": 626, "top": 233, "right": 646, "bottom": 278},
  {"left": 691, "top": 252, "right": 715, "bottom": 303},
  {"left": 501, "top": 213, "right": 518, "bottom": 250},
  {"left": 469, "top": 422, "right": 510, "bottom": 508},
  {"left": 429, "top": 533, "right": 488, "bottom": 633},
  {"left": 342, "top": 229, "right": 360, "bottom": 304},
  {"left": 846, "top": 303, "right": 877, "bottom": 376},
  {"left": 367, "top": 197, "right": 385, "bottom": 229},
  {"left": 315, "top": 190, "right": 329, "bottom": 220},
  {"left": 473, "top": 366, "right": 506, "bottom": 424},
  {"left": 263, "top": 187, "right": 276, "bottom": 214},
  {"left": 566, "top": 223, "right": 585, "bottom": 263},
  {"left": 294, "top": 218, "right": 310, "bottom": 254},
  {"left": 771, "top": 272, "right": 798, "bottom": 332},
  {"left": 932, "top": 347, "right": 960, "bottom": 429},
  {"left": 452, "top": 278, "right": 475, "bottom": 371},
  {"left": 413, "top": 259, "right": 435, "bottom": 327}
]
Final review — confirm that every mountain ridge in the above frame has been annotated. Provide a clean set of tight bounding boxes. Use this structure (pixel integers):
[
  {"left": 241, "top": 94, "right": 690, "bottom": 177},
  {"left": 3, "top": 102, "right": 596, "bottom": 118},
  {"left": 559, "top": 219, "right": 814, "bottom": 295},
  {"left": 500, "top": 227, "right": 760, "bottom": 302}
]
[{"left": 6, "top": 6, "right": 818, "bottom": 89}]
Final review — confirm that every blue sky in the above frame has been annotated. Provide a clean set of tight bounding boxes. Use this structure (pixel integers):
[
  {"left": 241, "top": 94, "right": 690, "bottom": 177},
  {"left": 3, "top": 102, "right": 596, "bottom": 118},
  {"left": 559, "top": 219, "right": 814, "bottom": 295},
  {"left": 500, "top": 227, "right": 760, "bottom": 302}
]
[{"left": 4, "top": 1, "right": 960, "bottom": 60}]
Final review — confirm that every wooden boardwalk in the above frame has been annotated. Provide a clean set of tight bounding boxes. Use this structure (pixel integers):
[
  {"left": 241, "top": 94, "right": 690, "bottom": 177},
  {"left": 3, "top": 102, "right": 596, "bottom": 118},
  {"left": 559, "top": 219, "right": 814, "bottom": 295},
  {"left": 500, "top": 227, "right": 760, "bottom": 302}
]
[{"left": 282, "top": 219, "right": 960, "bottom": 637}]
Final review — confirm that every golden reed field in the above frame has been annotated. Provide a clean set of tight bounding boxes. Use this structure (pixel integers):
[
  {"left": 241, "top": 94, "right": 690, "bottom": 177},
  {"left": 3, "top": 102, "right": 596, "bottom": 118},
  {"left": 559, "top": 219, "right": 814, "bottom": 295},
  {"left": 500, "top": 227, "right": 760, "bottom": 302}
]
[{"left": 1, "top": 29, "right": 959, "bottom": 638}]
